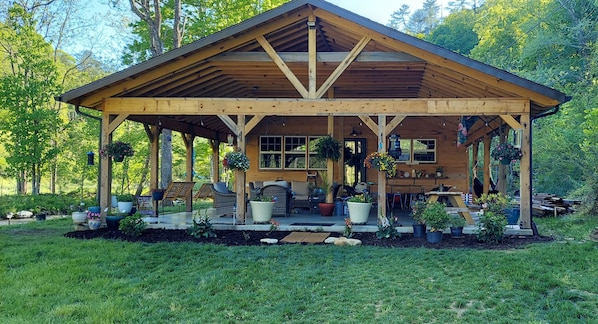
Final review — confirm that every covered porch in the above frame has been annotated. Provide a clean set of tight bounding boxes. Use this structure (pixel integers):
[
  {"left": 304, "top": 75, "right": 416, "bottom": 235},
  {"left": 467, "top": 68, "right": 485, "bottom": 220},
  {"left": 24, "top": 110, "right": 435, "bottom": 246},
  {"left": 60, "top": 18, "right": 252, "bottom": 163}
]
[{"left": 56, "top": 0, "right": 568, "bottom": 233}]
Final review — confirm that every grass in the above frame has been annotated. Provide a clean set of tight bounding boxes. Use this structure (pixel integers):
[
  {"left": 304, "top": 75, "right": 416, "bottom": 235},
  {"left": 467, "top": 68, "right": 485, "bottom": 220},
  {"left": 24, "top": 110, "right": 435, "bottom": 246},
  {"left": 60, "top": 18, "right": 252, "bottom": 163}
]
[{"left": 1, "top": 215, "right": 597, "bottom": 323}]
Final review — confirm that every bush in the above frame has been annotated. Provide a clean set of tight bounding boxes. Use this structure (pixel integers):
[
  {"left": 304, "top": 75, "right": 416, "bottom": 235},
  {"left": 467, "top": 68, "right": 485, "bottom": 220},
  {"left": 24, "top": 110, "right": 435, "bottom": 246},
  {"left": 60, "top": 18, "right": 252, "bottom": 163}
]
[
  {"left": 119, "top": 213, "right": 147, "bottom": 237},
  {"left": 477, "top": 211, "right": 507, "bottom": 244},
  {"left": 188, "top": 214, "right": 216, "bottom": 238}
]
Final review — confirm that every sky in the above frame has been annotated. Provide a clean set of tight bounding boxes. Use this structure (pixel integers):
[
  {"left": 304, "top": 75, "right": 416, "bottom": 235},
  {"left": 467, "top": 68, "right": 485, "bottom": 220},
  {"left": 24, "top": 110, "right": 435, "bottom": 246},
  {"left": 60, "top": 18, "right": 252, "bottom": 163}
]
[{"left": 325, "top": 0, "right": 448, "bottom": 25}]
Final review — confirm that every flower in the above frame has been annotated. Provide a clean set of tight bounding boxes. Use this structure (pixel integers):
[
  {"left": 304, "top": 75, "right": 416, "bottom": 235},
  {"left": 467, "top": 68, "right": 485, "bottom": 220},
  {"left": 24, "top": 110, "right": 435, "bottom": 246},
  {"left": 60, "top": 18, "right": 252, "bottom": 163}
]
[
  {"left": 87, "top": 211, "right": 101, "bottom": 221},
  {"left": 223, "top": 151, "right": 250, "bottom": 171},
  {"left": 364, "top": 152, "right": 397, "bottom": 177},
  {"left": 343, "top": 218, "right": 353, "bottom": 238},
  {"left": 491, "top": 143, "right": 522, "bottom": 163},
  {"left": 100, "top": 141, "right": 134, "bottom": 158}
]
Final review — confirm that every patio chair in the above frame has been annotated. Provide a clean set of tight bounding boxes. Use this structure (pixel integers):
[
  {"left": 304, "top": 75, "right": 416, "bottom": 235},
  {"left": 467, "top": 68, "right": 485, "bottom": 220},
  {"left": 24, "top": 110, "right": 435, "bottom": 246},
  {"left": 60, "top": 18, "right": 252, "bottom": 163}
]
[
  {"left": 291, "top": 180, "right": 311, "bottom": 210},
  {"left": 211, "top": 182, "right": 247, "bottom": 217},
  {"left": 258, "top": 182, "right": 292, "bottom": 217}
]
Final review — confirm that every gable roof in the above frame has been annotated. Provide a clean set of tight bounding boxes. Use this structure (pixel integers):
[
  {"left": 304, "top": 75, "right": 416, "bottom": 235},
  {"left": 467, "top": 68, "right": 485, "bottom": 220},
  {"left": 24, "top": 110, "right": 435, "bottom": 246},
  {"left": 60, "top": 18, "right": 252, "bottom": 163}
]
[{"left": 58, "top": 0, "right": 568, "bottom": 137}]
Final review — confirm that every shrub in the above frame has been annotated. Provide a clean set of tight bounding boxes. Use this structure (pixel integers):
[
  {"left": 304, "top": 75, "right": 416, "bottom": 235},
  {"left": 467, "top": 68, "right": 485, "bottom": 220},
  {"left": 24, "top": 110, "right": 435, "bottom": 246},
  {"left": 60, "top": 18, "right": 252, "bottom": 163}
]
[
  {"left": 376, "top": 213, "right": 400, "bottom": 240},
  {"left": 477, "top": 211, "right": 507, "bottom": 244},
  {"left": 119, "top": 213, "right": 146, "bottom": 237},
  {"left": 188, "top": 214, "right": 217, "bottom": 238}
]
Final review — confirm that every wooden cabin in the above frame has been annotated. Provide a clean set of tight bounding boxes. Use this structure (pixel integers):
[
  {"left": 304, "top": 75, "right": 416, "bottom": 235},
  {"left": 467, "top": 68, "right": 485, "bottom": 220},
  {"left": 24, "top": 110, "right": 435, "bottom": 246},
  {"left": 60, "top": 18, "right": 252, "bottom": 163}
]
[{"left": 57, "top": 0, "right": 569, "bottom": 230}]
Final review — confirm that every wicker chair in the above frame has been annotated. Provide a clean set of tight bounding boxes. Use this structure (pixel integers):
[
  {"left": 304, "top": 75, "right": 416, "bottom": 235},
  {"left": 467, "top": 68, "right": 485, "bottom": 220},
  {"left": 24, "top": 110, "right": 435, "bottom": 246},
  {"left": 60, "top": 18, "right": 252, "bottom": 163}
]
[
  {"left": 258, "top": 183, "right": 292, "bottom": 216},
  {"left": 210, "top": 182, "right": 244, "bottom": 217},
  {"left": 291, "top": 181, "right": 311, "bottom": 210}
]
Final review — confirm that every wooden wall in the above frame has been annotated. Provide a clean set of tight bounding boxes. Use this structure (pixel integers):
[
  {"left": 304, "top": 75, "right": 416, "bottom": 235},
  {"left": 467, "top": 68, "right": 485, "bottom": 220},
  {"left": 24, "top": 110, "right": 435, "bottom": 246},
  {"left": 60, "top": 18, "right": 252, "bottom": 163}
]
[{"left": 244, "top": 116, "right": 469, "bottom": 194}]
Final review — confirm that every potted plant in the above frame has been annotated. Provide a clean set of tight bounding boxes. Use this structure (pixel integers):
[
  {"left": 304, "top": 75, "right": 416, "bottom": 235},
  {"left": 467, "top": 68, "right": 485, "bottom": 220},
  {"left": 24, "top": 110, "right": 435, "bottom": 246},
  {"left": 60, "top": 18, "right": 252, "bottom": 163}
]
[
  {"left": 449, "top": 214, "right": 466, "bottom": 238},
  {"left": 347, "top": 193, "right": 373, "bottom": 224},
  {"left": 33, "top": 207, "right": 47, "bottom": 221},
  {"left": 105, "top": 210, "right": 127, "bottom": 230},
  {"left": 250, "top": 195, "right": 276, "bottom": 224},
  {"left": 87, "top": 210, "right": 101, "bottom": 230},
  {"left": 491, "top": 143, "right": 522, "bottom": 165},
  {"left": 71, "top": 202, "right": 87, "bottom": 224},
  {"left": 316, "top": 171, "right": 335, "bottom": 216},
  {"left": 435, "top": 166, "right": 444, "bottom": 178},
  {"left": 364, "top": 152, "right": 397, "bottom": 177},
  {"left": 117, "top": 194, "right": 134, "bottom": 214},
  {"left": 475, "top": 192, "right": 518, "bottom": 224},
  {"left": 223, "top": 151, "right": 250, "bottom": 172},
  {"left": 314, "top": 135, "right": 343, "bottom": 162},
  {"left": 100, "top": 141, "right": 134, "bottom": 162},
  {"left": 411, "top": 200, "right": 427, "bottom": 237},
  {"left": 421, "top": 201, "right": 450, "bottom": 243}
]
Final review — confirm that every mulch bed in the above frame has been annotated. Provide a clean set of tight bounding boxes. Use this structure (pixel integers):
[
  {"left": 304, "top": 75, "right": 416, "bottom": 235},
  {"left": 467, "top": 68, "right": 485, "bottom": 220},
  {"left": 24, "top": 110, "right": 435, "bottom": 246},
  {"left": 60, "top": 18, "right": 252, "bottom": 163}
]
[{"left": 64, "top": 228, "right": 553, "bottom": 249}]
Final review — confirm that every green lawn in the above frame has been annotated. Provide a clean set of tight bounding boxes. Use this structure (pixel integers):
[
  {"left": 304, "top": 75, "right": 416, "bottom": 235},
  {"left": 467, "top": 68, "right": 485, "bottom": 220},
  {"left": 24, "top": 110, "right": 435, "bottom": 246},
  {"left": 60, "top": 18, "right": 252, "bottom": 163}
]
[{"left": 1, "top": 216, "right": 597, "bottom": 323}]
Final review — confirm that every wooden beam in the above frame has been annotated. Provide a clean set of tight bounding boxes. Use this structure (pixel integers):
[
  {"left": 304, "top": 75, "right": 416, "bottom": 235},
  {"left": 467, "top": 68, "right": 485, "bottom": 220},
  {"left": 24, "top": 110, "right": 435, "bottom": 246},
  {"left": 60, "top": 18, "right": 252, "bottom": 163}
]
[
  {"left": 104, "top": 98, "right": 531, "bottom": 116},
  {"left": 183, "top": 133, "right": 194, "bottom": 212},
  {"left": 236, "top": 114, "right": 247, "bottom": 224},
  {"left": 500, "top": 114, "right": 523, "bottom": 130},
  {"left": 359, "top": 115, "right": 378, "bottom": 134},
  {"left": 385, "top": 115, "right": 406, "bottom": 135},
  {"left": 377, "top": 114, "right": 387, "bottom": 217},
  {"left": 107, "top": 114, "right": 129, "bottom": 134},
  {"left": 315, "top": 35, "right": 371, "bottom": 99},
  {"left": 244, "top": 115, "right": 264, "bottom": 134},
  {"left": 218, "top": 115, "right": 239, "bottom": 135},
  {"left": 308, "top": 16, "right": 316, "bottom": 98},
  {"left": 208, "top": 52, "right": 422, "bottom": 63},
  {"left": 256, "top": 35, "right": 309, "bottom": 98}
]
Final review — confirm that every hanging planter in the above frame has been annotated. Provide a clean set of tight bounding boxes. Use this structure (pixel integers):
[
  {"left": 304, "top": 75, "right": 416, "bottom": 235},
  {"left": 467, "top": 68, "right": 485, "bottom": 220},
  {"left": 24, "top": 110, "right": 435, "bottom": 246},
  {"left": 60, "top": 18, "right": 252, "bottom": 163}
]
[
  {"left": 223, "top": 151, "right": 250, "bottom": 172},
  {"left": 100, "top": 141, "right": 134, "bottom": 162},
  {"left": 491, "top": 143, "right": 522, "bottom": 165},
  {"left": 364, "top": 152, "right": 397, "bottom": 177}
]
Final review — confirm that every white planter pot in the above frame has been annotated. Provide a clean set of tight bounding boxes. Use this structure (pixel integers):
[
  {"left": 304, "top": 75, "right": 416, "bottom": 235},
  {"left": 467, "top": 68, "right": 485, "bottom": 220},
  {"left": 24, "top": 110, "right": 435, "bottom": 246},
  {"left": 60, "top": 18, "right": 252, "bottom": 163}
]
[
  {"left": 72, "top": 211, "right": 87, "bottom": 224},
  {"left": 250, "top": 201, "right": 274, "bottom": 224},
  {"left": 347, "top": 202, "right": 371, "bottom": 224},
  {"left": 117, "top": 201, "right": 133, "bottom": 214}
]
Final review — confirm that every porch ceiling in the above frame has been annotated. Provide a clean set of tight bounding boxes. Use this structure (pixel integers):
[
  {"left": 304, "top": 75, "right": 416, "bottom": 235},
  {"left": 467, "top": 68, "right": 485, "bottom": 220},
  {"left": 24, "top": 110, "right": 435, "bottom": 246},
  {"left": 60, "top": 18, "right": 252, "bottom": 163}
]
[{"left": 59, "top": 0, "right": 568, "bottom": 141}]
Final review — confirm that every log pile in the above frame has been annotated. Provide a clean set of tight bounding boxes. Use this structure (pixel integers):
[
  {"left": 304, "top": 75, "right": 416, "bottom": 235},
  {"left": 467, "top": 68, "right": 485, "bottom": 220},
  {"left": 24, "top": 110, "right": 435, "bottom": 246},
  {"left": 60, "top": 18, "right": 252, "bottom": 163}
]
[{"left": 532, "top": 193, "right": 580, "bottom": 217}]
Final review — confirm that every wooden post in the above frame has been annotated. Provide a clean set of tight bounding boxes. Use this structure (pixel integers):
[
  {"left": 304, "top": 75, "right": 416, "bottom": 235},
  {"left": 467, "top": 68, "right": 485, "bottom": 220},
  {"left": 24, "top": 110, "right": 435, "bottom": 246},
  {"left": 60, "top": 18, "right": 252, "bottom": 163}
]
[
  {"left": 183, "top": 133, "right": 194, "bottom": 213},
  {"left": 236, "top": 115, "right": 247, "bottom": 223},
  {"left": 377, "top": 115, "right": 387, "bottom": 217},
  {"left": 520, "top": 113, "right": 531, "bottom": 229},
  {"left": 100, "top": 111, "right": 111, "bottom": 225},
  {"left": 483, "top": 136, "right": 491, "bottom": 194},
  {"left": 147, "top": 125, "right": 160, "bottom": 216}
]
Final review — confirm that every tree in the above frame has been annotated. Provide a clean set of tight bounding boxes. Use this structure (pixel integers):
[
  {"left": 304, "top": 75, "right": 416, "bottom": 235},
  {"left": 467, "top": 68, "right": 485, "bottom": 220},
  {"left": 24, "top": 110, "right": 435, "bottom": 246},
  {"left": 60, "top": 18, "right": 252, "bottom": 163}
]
[
  {"left": 0, "top": 4, "right": 62, "bottom": 194},
  {"left": 387, "top": 5, "right": 410, "bottom": 31},
  {"left": 426, "top": 9, "right": 478, "bottom": 54}
]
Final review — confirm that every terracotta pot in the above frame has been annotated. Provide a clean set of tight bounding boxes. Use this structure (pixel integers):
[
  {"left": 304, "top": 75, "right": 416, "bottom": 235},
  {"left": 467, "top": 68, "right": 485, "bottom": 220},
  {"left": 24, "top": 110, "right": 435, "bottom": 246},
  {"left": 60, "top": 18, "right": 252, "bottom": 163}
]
[{"left": 318, "top": 203, "right": 335, "bottom": 216}]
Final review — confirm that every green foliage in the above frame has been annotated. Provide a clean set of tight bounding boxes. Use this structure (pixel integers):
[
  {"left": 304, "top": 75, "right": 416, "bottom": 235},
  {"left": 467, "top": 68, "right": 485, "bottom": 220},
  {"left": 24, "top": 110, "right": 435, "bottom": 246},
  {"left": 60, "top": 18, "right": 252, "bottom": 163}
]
[
  {"left": 376, "top": 213, "right": 400, "bottom": 240},
  {"left": 0, "top": 193, "right": 94, "bottom": 217},
  {"left": 314, "top": 135, "right": 343, "bottom": 162},
  {"left": 187, "top": 214, "right": 216, "bottom": 238},
  {"left": 347, "top": 193, "right": 372, "bottom": 203},
  {"left": 449, "top": 214, "right": 467, "bottom": 228},
  {"left": 343, "top": 217, "right": 353, "bottom": 238},
  {"left": 475, "top": 192, "right": 511, "bottom": 216},
  {"left": 421, "top": 201, "right": 450, "bottom": 231},
  {"left": 116, "top": 194, "right": 134, "bottom": 202},
  {"left": 425, "top": 9, "right": 478, "bottom": 54},
  {"left": 477, "top": 211, "right": 507, "bottom": 244},
  {"left": 410, "top": 200, "right": 427, "bottom": 224},
  {"left": 118, "top": 213, "right": 147, "bottom": 237}
]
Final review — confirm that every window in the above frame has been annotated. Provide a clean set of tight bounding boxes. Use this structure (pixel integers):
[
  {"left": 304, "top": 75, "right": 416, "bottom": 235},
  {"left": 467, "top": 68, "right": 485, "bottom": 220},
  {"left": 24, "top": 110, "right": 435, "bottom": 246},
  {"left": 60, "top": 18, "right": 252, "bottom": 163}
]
[
  {"left": 284, "top": 136, "right": 306, "bottom": 169},
  {"left": 396, "top": 139, "right": 436, "bottom": 164},
  {"left": 259, "top": 136, "right": 282, "bottom": 169},
  {"left": 259, "top": 135, "right": 325, "bottom": 170}
]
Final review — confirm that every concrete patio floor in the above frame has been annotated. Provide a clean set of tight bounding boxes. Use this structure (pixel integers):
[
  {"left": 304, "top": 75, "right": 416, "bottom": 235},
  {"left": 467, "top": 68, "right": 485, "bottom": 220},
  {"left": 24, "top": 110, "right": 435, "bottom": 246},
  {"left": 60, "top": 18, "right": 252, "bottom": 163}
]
[{"left": 145, "top": 206, "right": 532, "bottom": 235}]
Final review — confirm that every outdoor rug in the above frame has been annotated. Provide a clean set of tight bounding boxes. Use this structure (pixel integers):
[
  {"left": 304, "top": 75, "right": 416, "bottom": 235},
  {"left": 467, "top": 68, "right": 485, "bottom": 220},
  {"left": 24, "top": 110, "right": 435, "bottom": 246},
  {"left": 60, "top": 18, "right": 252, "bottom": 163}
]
[
  {"left": 281, "top": 232, "right": 331, "bottom": 243},
  {"left": 290, "top": 222, "right": 334, "bottom": 226}
]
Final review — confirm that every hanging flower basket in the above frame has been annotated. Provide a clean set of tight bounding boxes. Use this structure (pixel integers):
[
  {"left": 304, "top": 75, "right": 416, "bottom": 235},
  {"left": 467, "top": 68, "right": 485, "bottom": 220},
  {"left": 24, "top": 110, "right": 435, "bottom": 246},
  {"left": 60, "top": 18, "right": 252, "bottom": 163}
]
[
  {"left": 364, "top": 152, "right": 397, "bottom": 177},
  {"left": 100, "top": 141, "right": 134, "bottom": 162},
  {"left": 223, "top": 151, "right": 250, "bottom": 172},
  {"left": 491, "top": 143, "right": 522, "bottom": 164}
]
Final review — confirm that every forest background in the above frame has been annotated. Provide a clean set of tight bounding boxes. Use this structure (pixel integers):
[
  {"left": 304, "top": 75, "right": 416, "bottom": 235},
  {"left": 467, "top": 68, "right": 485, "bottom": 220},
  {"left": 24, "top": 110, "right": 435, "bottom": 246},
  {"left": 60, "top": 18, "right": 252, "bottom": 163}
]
[{"left": 0, "top": 0, "right": 596, "bottom": 215}]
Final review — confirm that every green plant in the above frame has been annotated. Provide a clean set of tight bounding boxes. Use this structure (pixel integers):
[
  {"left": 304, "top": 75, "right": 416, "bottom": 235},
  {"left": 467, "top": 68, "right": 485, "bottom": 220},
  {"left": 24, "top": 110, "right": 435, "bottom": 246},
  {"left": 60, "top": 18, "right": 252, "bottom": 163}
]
[
  {"left": 119, "top": 213, "right": 146, "bottom": 237},
  {"left": 100, "top": 141, "right": 134, "bottom": 158},
  {"left": 253, "top": 195, "right": 277, "bottom": 202},
  {"left": 315, "top": 135, "right": 343, "bottom": 162},
  {"left": 450, "top": 214, "right": 467, "bottom": 228},
  {"left": 376, "top": 213, "right": 400, "bottom": 239},
  {"left": 475, "top": 192, "right": 510, "bottom": 216},
  {"left": 267, "top": 219, "right": 280, "bottom": 236},
  {"left": 117, "top": 194, "right": 134, "bottom": 202},
  {"left": 343, "top": 218, "right": 353, "bottom": 238},
  {"left": 477, "top": 211, "right": 507, "bottom": 244},
  {"left": 421, "top": 201, "right": 450, "bottom": 232},
  {"left": 223, "top": 151, "right": 250, "bottom": 171},
  {"left": 411, "top": 200, "right": 427, "bottom": 224},
  {"left": 348, "top": 193, "right": 372, "bottom": 203},
  {"left": 364, "top": 152, "right": 397, "bottom": 177},
  {"left": 491, "top": 142, "right": 522, "bottom": 163},
  {"left": 188, "top": 214, "right": 217, "bottom": 238}
]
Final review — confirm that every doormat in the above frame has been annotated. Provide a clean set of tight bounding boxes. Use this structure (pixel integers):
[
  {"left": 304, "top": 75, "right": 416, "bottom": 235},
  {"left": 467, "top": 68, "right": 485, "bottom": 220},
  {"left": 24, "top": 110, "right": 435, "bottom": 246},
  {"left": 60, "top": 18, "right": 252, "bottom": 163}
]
[
  {"left": 290, "top": 222, "right": 334, "bottom": 226},
  {"left": 281, "top": 232, "right": 330, "bottom": 243}
]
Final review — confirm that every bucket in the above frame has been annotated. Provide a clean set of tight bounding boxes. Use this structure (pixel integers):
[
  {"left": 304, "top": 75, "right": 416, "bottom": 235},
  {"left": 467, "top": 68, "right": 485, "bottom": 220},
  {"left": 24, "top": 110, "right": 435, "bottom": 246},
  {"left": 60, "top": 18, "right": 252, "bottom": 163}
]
[{"left": 334, "top": 201, "right": 343, "bottom": 216}]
